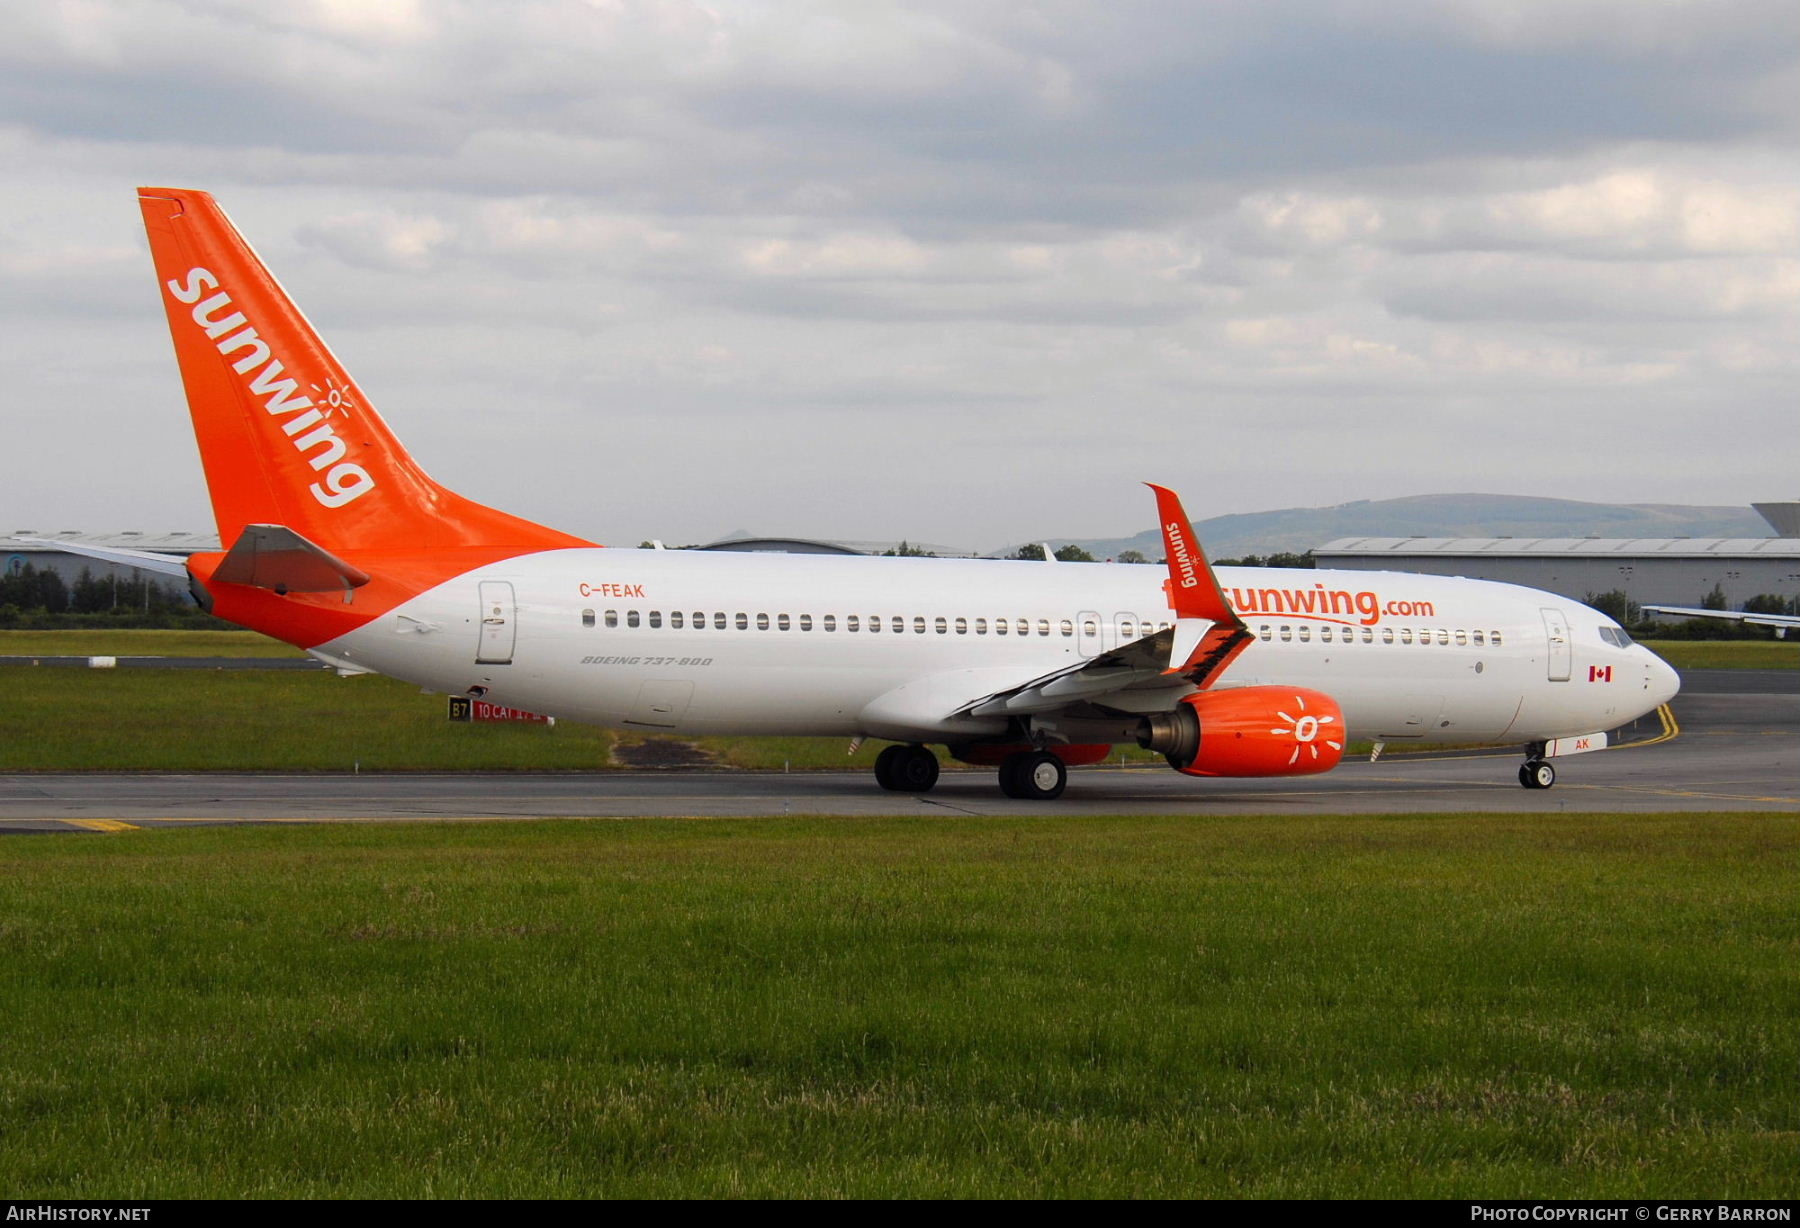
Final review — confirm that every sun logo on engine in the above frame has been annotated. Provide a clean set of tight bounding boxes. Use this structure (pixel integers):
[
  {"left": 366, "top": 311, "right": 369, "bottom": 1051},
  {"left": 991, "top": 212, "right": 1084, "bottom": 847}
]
[{"left": 1271, "top": 693, "right": 1343, "bottom": 766}]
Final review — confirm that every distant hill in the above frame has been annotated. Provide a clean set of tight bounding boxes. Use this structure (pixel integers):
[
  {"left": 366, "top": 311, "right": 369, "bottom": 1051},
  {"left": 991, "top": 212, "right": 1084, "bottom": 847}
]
[{"left": 1007, "top": 494, "right": 1771, "bottom": 562}]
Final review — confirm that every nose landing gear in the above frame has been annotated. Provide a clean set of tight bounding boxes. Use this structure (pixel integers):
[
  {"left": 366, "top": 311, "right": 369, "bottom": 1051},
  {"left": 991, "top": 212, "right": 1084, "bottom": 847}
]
[{"left": 1518, "top": 742, "right": 1556, "bottom": 789}]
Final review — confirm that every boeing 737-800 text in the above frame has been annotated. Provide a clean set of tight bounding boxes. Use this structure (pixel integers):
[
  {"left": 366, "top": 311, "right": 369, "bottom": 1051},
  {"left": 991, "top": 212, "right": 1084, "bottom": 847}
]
[{"left": 28, "top": 188, "right": 1681, "bottom": 800}]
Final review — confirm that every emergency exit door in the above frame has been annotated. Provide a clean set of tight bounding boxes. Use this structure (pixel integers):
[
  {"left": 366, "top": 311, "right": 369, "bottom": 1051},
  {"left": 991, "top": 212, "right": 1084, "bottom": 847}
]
[{"left": 477, "top": 581, "right": 517, "bottom": 664}]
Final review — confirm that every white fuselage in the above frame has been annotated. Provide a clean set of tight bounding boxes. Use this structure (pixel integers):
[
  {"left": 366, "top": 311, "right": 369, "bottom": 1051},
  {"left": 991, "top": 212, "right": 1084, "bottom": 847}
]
[{"left": 314, "top": 550, "right": 1680, "bottom": 747}]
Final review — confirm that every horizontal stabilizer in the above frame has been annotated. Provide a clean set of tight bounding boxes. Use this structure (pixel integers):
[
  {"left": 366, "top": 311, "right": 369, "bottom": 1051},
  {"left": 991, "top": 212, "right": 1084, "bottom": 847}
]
[
  {"left": 213, "top": 524, "right": 371, "bottom": 598},
  {"left": 10, "top": 538, "right": 190, "bottom": 580}
]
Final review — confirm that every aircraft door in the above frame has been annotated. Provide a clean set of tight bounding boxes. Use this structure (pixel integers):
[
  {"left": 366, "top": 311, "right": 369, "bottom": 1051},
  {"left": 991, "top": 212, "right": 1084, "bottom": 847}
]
[
  {"left": 477, "top": 581, "right": 517, "bottom": 664},
  {"left": 1112, "top": 611, "right": 1139, "bottom": 653},
  {"left": 1540, "top": 607, "right": 1571, "bottom": 682},
  {"left": 1077, "top": 610, "right": 1103, "bottom": 658}
]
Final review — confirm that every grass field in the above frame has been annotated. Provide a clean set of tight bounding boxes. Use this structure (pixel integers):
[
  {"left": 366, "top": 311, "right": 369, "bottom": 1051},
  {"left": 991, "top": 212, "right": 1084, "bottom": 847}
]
[
  {"left": 0, "top": 628, "right": 303, "bottom": 657},
  {"left": 1, "top": 813, "right": 1793, "bottom": 1198},
  {"left": 1638, "top": 639, "right": 1798, "bottom": 670},
  {"left": 0, "top": 665, "right": 1155, "bottom": 772}
]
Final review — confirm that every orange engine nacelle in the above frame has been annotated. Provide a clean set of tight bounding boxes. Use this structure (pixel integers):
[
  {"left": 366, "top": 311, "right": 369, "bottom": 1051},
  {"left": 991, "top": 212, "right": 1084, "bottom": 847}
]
[{"left": 1137, "top": 686, "right": 1346, "bottom": 777}]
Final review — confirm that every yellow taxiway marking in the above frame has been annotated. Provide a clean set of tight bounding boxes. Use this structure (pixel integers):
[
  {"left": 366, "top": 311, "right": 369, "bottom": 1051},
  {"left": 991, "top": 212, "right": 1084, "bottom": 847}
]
[
  {"left": 64, "top": 819, "right": 139, "bottom": 833},
  {"left": 1615, "top": 704, "right": 1680, "bottom": 750}
]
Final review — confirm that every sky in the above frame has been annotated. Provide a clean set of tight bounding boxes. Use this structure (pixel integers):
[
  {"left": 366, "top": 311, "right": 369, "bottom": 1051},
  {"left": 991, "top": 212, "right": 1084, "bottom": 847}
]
[{"left": 3, "top": 0, "right": 1796, "bottom": 551}]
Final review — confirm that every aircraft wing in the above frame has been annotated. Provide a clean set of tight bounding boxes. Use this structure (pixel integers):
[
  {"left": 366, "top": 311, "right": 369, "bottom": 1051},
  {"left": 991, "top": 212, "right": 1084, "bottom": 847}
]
[
  {"left": 1643, "top": 605, "right": 1799, "bottom": 632},
  {"left": 10, "top": 537, "right": 190, "bottom": 580},
  {"left": 951, "top": 484, "right": 1254, "bottom": 720}
]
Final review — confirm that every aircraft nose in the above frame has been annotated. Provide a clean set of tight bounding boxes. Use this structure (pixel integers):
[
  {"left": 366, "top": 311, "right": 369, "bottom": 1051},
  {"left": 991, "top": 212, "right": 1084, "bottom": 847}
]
[{"left": 1646, "top": 652, "right": 1681, "bottom": 708}]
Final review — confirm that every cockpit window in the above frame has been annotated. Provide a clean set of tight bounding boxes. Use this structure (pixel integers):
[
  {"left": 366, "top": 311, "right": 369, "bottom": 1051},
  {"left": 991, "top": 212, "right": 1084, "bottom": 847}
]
[{"left": 1598, "top": 626, "right": 1635, "bottom": 649}]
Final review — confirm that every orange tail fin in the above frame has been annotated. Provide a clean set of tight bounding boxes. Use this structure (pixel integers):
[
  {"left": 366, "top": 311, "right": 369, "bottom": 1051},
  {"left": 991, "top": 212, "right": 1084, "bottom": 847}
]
[{"left": 138, "top": 187, "right": 590, "bottom": 555}]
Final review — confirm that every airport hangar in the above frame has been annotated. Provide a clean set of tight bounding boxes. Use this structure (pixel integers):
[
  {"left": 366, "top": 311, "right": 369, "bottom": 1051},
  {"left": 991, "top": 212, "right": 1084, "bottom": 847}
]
[{"left": 1314, "top": 538, "right": 1800, "bottom": 610}]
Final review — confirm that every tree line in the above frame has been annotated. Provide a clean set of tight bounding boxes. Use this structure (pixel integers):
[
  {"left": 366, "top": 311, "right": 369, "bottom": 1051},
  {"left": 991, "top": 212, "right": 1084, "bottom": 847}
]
[{"left": 0, "top": 563, "right": 233, "bottom": 630}]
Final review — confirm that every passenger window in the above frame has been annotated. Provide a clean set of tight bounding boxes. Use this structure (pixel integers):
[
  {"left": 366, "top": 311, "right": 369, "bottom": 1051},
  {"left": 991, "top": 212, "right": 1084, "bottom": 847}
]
[
  {"left": 735, "top": 613, "right": 748, "bottom": 630},
  {"left": 778, "top": 614, "right": 790, "bottom": 631},
  {"left": 1382, "top": 627, "right": 1394, "bottom": 644},
  {"left": 1454, "top": 630, "right": 1467, "bottom": 646},
  {"left": 581, "top": 608, "right": 595, "bottom": 628},
  {"left": 799, "top": 614, "right": 812, "bottom": 631},
  {"left": 648, "top": 611, "right": 662, "bottom": 628},
  {"left": 1472, "top": 630, "right": 1484, "bottom": 646},
  {"left": 1297, "top": 625, "right": 1311, "bottom": 642},
  {"left": 847, "top": 615, "right": 860, "bottom": 631},
  {"left": 869, "top": 615, "right": 882, "bottom": 633},
  {"left": 1258, "top": 625, "right": 1272, "bottom": 641},
  {"left": 627, "top": 610, "right": 640, "bottom": 628},
  {"left": 1399, "top": 628, "right": 1413, "bottom": 644},
  {"left": 1060, "top": 620, "right": 1073, "bottom": 637},
  {"left": 1319, "top": 626, "right": 1333, "bottom": 642},
  {"left": 1492, "top": 631, "right": 1503, "bottom": 646},
  {"left": 1361, "top": 627, "right": 1373, "bottom": 643},
  {"left": 605, "top": 610, "right": 618, "bottom": 628},
  {"left": 893, "top": 616, "right": 904, "bottom": 633},
  {"left": 1436, "top": 629, "right": 1449, "bottom": 645},
  {"left": 955, "top": 618, "right": 968, "bottom": 635},
  {"left": 1082, "top": 619, "right": 1097, "bottom": 636},
  {"left": 995, "top": 619, "right": 1008, "bottom": 636},
  {"left": 975, "top": 618, "right": 987, "bottom": 635},
  {"left": 1417, "top": 628, "right": 1429, "bottom": 645},
  {"left": 1120, "top": 620, "right": 1135, "bottom": 639},
  {"left": 823, "top": 615, "right": 836, "bottom": 632},
  {"left": 913, "top": 616, "right": 925, "bottom": 634},
  {"left": 935, "top": 617, "right": 948, "bottom": 634},
  {"left": 713, "top": 612, "right": 727, "bottom": 630},
  {"left": 671, "top": 612, "right": 684, "bottom": 629},
  {"left": 1037, "top": 620, "right": 1050, "bottom": 636},
  {"left": 1018, "top": 619, "right": 1030, "bottom": 636},
  {"left": 1279, "top": 626, "right": 1292, "bottom": 642}
]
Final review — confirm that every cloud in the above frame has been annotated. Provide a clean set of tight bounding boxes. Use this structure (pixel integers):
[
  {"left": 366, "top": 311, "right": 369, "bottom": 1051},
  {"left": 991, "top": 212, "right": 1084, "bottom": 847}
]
[{"left": 0, "top": 1, "right": 1796, "bottom": 543}]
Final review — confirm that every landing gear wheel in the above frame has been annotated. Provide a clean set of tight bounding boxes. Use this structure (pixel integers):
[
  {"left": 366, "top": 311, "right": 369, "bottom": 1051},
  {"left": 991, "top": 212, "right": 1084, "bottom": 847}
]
[
  {"left": 1518, "top": 759, "right": 1556, "bottom": 790},
  {"left": 998, "top": 751, "right": 1067, "bottom": 801},
  {"left": 874, "top": 743, "right": 939, "bottom": 793}
]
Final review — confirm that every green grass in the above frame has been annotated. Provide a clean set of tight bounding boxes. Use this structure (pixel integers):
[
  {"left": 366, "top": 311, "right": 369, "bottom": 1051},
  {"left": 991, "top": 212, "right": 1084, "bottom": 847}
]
[
  {"left": 1640, "top": 639, "right": 1798, "bottom": 670},
  {"left": 0, "top": 666, "right": 1150, "bottom": 772},
  {"left": 1, "top": 667, "right": 615, "bottom": 771},
  {"left": 0, "top": 628, "right": 303, "bottom": 657},
  {"left": 0, "top": 814, "right": 1793, "bottom": 1198}
]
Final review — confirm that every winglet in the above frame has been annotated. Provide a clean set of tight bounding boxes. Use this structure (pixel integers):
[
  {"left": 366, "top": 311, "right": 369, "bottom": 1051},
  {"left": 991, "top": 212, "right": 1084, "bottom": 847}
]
[
  {"left": 1146, "top": 483, "right": 1252, "bottom": 682},
  {"left": 1148, "top": 483, "right": 1241, "bottom": 626}
]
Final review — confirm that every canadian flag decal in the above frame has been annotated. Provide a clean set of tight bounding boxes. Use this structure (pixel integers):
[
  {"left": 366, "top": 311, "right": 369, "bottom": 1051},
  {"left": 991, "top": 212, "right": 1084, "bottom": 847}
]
[{"left": 1589, "top": 665, "right": 1613, "bottom": 682}]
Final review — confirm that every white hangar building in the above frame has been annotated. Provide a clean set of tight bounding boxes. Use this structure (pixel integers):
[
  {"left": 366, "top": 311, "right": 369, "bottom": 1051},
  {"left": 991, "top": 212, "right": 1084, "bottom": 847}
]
[{"left": 1315, "top": 505, "right": 1800, "bottom": 610}]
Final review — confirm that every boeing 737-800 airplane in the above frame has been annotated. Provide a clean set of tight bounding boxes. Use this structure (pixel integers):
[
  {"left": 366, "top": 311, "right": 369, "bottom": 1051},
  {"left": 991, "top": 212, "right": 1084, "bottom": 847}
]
[{"left": 29, "top": 188, "right": 1681, "bottom": 800}]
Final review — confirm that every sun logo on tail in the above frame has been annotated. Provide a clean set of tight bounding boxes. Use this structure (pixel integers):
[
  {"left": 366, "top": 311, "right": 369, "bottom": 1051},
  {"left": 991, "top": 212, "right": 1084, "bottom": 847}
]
[
  {"left": 1270, "top": 693, "right": 1343, "bottom": 766},
  {"left": 312, "top": 377, "right": 356, "bottom": 419}
]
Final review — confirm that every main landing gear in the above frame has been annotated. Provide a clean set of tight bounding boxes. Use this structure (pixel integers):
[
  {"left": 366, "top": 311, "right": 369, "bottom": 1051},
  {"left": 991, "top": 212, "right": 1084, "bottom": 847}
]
[
  {"left": 998, "top": 751, "right": 1067, "bottom": 801},
  {"left": 869, "top": 743, "right": 1069, "bottom": 801},
  {"left": 1518, "top": 743, "right": 1556, "bottom": 790},
  {"left": 874, "top": 743, "right": 940, "bottom": 792}
]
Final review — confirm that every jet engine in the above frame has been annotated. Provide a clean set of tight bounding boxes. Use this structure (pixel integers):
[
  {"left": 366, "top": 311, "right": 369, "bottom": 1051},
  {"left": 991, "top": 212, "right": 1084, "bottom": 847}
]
[{"left": 1137, "top": 686, "right": 1345, "bottom": 777}]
